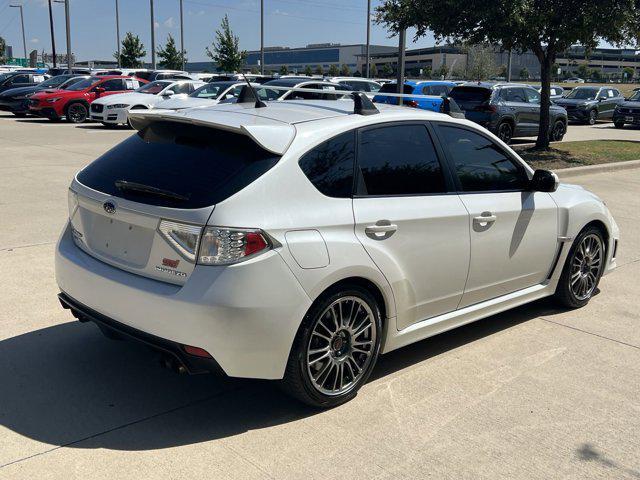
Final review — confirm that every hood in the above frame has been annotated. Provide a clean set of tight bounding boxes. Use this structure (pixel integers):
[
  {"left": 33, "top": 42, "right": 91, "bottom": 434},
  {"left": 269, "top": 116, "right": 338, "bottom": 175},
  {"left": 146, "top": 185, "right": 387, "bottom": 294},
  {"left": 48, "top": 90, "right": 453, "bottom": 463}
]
[
  {"left": 31, "top": 88, "right": 85, "bottom": 101},
  {"left": 93, "top": 91, "right": 139, "bottom": 105},
  {"left": 153, "top": 96, "right": 218, "bottom": 110},
  {"left": 0, "top": 85, "right": 40, "bottom": 98},
  {"left": 618, "top": 100, "right": 640, "bottom": 109},
  {"left": 554, "top": 98, "right": 595, "bottom": 107}
]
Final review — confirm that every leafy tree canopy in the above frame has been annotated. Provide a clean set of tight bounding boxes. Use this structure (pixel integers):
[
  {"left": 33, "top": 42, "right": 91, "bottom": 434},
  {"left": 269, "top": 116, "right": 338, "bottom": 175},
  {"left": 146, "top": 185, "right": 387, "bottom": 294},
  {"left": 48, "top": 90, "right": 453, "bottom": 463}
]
[
  {"left": 115, "top": 32, "right": 146, "bottom": 68},
  {"left": 158, "top": 34, "right": 187, "bottom": 70},
  {"left": 206, "top": 15, "right": 247, "bottom": 73}
]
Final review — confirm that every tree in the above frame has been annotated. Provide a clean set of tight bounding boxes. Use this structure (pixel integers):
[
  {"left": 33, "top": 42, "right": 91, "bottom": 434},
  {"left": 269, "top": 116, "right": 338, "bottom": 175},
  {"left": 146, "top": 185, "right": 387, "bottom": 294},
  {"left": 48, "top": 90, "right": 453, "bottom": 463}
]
[
  {"left": 381, "top": 63, "right": 393, "bottom": 77},
  {"left": 340, "top": 63, "right": 350, "bottom": 75},
  {"left": 369, "top": 63, "right": 378, "bottom": 78},
  {"left": 328, "top": 64, "right": 340, "bottom": 76},
  {"left": 115, "top": 32, "right": 146, "bottom": 68},
  {"left": 304, "top": 65, "right": 313, "bottom": 76},
  {"left": 376, "top": 0, "right": 640, "bottom": 149},
  {"left": 519, "top": 67, "right": 530, "bottom": 80},
  {"left": 279, "top": 64, "right": 289, "bottom": 75},
  {"left": 0, "top": 36, "right": 6, "bottom": 64},
  {"left": 623, "top": 66, "right": 635, "bottom": 81},
  {"left": 464, "top": 43, "right": 496, "bottom": 80},
  {"left": 158, "top": 34, "right": 186, "bottom": 70},
  {"left": 205, "top": 14, "right": 247, "bottom": 73},
  {"left": 314, "top": 65, "right": 323, "bottom": 75},
  {"left": 498, "top": 64, "right": 508, "bottom": 78},
  {"left": 576, "top": 63, "right": 590, "bottom": 79},
  {"left": 250, "top": 66, "right": 259, "bottom": 74}
]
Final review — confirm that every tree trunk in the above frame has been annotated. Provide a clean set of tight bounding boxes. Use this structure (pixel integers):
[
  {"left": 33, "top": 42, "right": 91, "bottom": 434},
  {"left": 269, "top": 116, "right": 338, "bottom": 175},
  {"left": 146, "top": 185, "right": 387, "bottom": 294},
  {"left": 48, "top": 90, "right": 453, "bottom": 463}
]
[{"left": 536, "top": 55, "right": 554, "bottom": 149}]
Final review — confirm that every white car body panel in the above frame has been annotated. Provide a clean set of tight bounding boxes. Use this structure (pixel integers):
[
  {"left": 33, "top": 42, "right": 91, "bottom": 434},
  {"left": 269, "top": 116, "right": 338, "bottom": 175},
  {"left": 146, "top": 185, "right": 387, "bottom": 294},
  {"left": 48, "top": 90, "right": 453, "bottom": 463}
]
[{"left": 56, "top": 100, "right": 619, "bottom": 380}]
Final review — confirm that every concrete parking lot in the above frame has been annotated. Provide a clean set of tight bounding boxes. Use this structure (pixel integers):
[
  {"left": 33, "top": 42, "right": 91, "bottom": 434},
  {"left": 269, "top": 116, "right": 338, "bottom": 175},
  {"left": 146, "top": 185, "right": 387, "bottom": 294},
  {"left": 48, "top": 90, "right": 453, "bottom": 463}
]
[{"left": 0, "top": 112, "right": 639, "bottom": 479}]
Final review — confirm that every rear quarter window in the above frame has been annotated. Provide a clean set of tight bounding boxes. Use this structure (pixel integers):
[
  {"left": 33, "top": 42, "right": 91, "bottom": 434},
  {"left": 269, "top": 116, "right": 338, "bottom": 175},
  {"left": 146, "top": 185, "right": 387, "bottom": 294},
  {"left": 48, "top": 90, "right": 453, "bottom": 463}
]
[{"left": 76, "top": 122, "right": 280, "bottom": 209}]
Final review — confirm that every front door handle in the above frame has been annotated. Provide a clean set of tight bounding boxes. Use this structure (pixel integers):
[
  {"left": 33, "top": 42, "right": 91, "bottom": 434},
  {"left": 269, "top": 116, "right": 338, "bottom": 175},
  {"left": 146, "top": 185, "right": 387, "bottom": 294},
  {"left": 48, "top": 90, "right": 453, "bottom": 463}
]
[
  {"left": 365, "top": 223, "right": 398, "bottom": 234},
  {"left": 473, "top": 214, "right": 497, "bottom": 224}
]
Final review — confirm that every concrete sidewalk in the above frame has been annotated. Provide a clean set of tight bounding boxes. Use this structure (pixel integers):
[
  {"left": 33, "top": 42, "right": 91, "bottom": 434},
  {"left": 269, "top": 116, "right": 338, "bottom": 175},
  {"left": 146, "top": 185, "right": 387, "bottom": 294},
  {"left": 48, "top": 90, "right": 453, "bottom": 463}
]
[{"left": 0, "top": 114, "right": 638, "bottom": 479}]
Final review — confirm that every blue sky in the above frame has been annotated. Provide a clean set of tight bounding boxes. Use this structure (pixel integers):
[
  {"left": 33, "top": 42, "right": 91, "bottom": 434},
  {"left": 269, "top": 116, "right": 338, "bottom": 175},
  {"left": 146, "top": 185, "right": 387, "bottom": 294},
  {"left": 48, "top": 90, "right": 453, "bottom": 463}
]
[{"left": 0, "top": 0, "right": 439, "bottom": 63}]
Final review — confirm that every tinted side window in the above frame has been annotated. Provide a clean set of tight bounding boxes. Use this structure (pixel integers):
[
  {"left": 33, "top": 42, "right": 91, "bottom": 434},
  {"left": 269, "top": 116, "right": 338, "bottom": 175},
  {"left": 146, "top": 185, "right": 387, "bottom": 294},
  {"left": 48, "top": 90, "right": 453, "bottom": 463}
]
[
  {"left": 357, "top": 124, "right": 446, "bottom": 196},
  {"left": 504, "top": 88, "right": 526, "bottom": 102},
  {"left": 101, "top": 79, "right": 124, "bottom": 91},
  {"left": 299, "top": 131, "right": 355, "bottom": 198},
  {"left": 525, "top": 88, "right": 540, "bottom": 104},
  {"left": 173, "top": 83, "right": 192, "bottom": 95},
  {"left": 438, "top": 125, "right": 528, "bottom": 192}
]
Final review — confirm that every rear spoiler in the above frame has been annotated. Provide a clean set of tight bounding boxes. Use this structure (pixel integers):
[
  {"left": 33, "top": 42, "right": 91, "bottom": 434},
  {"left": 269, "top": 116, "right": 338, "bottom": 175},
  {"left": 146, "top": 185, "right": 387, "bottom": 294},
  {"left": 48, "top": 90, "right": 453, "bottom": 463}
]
[{"left": 127, "top": 109, "right": 296, "bottom": 155}]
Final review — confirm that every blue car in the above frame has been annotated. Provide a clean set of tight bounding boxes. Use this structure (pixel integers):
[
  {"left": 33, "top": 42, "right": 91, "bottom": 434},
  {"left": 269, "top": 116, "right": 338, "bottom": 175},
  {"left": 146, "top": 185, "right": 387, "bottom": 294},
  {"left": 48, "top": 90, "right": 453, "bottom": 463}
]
[{"left": 373, "top": 80, "right": 456, "bottom": 112}]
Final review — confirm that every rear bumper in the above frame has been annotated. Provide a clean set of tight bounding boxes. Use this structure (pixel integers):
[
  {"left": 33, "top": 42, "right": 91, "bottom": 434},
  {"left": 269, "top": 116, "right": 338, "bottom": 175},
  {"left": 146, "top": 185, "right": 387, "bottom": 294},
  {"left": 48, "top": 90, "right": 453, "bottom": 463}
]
[
  {"left": 58, "top": 292, "right": 224, "bottom": 375},
  {"left": 55, "top": 222, "right": 312, "bottom": 379}
]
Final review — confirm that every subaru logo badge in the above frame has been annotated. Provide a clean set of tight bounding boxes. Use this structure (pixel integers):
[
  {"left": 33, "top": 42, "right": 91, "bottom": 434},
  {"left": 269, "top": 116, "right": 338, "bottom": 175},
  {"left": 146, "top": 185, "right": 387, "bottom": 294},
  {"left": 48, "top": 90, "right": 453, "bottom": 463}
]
[{"left": 103, "top": 201, "right": 116, "bottom": 214}]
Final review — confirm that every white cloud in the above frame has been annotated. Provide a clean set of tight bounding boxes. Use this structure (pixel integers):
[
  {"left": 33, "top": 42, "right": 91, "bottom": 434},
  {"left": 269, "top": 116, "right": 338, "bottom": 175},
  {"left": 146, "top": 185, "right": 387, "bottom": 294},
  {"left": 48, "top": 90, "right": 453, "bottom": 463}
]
[
  {"left": 154, "top": 21, "right": 160, "bottom": 29},
  {"left": 163, "top": 17, "right": 174, "bottom": 28},
  {"left": 30, "top": 38, "right": 39, "bottom": 44}
]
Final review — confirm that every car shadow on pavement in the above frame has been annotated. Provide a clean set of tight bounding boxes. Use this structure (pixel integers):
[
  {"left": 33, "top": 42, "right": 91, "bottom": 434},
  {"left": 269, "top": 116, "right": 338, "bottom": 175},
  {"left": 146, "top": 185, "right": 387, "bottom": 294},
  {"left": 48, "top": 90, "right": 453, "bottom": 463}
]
[{"left": 0, "top": 298, "right": 562, "bottom": 454}]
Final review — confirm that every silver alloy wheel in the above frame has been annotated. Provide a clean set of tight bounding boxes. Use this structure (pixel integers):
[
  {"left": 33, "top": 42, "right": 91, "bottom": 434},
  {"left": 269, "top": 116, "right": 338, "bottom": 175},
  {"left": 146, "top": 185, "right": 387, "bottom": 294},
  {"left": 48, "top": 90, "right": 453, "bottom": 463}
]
[
  {"left": 67, "top": 103, "right": 87, "bottom": 123},
  {"left": 570, "top": 233, "right": 603, "bottom": 301},
  {"left": 306, "top": 296, "right": 376, "bottom": 396},
  {"left": 588, "top": 109, "right": 597, "bottom": 125}
]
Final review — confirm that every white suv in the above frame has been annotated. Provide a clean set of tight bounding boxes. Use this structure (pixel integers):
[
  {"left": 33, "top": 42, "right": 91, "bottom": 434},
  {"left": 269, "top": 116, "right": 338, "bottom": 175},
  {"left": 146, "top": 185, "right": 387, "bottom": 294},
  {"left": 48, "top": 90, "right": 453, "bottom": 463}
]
[{"left": 55, "top": 96, "right": 619, "bottom": 407}]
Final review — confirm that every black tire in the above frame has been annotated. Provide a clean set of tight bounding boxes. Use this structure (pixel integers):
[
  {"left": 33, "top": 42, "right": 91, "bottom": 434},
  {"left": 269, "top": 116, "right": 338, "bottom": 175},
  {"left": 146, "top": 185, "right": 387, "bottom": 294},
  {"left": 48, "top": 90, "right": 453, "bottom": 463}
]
[
  {"left": 101, "top": 122, "right": 116, "bottom": 128},
  {"left": 496, "top": 121, "right": 513, "bottom": 144},
  {"left": 586, "top": 109, "right": 598, "bottom": 125},
  {"left": 12, "top": 112, "right": 27, "bottom": 118},
  {"left": 614, "top": 121, "right": 625, "bottom": 129},
  {"left": 554, "top": 226, "right": 606, "bottom": 309},
  {"left": 65, "top": 102, "right": 88, "bottom": 123},
  {"left": 280, "top": 285, "right": 383, "bottom": 408},
  {"left": 550, "top": 120, "right": 566, "bottom": 142}
]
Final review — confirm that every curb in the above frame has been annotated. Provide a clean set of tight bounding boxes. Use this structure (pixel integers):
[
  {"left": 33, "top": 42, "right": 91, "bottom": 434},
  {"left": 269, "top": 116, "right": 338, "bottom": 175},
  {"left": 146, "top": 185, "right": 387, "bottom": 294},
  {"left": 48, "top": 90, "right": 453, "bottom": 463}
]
[{"left": 556, "top": 159, "right": 640, "bottom": 179}]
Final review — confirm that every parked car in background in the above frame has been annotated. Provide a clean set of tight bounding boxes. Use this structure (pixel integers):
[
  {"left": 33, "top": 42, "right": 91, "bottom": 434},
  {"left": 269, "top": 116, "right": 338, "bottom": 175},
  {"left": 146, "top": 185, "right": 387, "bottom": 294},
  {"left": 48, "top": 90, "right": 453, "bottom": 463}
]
[
  {"left": 90, "top": 79, "right": 205, "bottom": 126},
  {"left": 55, "top": 98, "right": 619, "bottom": 408},
  {"left": 373, "top": 80, "right": 456, "bottom": 112},
  {"left": 326, "top": 77, "right": 381, "bottom": 93},
  {"left": 0, "top": 72, "right": 50, "bottom": 94},
  {"left": 47, "top": 67, "right": 92, "bottom": 76},
  {"left": 554, "top": 86, "right": 625, "bottom": 125},
  {"left": 565, "top": 77, "right": 585, "bottom": 83},
  {"left": 612, "top": 89, "right": 640, "bottom": 129},
  {"left": 254, "top": 78, "right": 349, "bottom": 102},
  {"left": 546, "top": 85, "right": 566, "bottom": 100},
  {"left": 153, "top": 81, "right": 260, "bottom": 110},
  {"left": 134, "top": 70, "right": 192, "bottom": 82},
  {"left": 28, "top": 75, "right": 146, "bottom": 123},
  {"left": 0, "top": 74, "right": 86, "bottom": 116},
  {"left": 449, "top": 82, "right": 568, "bottom": 143},
  {"left": 190, "top": 72, "right": 218, "bottom": 82}
]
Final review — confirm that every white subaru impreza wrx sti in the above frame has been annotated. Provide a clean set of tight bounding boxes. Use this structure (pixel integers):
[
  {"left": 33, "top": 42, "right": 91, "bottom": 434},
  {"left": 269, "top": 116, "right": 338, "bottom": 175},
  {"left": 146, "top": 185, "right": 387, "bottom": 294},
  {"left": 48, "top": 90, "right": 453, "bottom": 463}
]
[{"left": 55, "top": 94, "right": 619, "bottom": 407}]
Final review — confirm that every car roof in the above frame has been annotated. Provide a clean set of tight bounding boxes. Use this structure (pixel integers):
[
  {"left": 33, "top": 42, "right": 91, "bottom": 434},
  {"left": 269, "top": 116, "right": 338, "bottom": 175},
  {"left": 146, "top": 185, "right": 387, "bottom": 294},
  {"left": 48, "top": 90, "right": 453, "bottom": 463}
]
[{"left": 264, "top": 78, "right": 339, "bottom": 87}]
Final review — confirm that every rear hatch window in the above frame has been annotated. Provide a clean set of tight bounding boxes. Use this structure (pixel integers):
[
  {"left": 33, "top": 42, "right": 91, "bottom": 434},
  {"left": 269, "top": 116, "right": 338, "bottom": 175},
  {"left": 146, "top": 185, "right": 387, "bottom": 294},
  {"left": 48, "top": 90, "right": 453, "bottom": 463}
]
[
  {"left": 449, "top": 86, "right": 492, "bottom": 110},
  {"left": 77, "top": 121, "right": 280, "bottom": 209}
]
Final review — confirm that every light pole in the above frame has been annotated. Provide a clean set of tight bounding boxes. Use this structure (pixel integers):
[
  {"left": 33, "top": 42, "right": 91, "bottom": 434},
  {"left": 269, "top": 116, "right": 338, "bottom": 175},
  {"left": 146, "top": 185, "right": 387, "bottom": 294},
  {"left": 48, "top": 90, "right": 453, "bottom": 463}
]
[
  {"left": 260, "top": 0, "right": 264, "bottom": 75},
  {"left": 396, "top": 27, "right": 406, "bottom": 105},
  {"left": 9, "top": 4, "right": 27, "bottom": 62},
  {"left": 150, "top": 0, "right": 156, "bottom": 69},
  {"left": 115, "top": 0, "right": 121, "bottom": 67},
  {"left": 54, "top": 0, "right": 71, "bottom": 72},
  {"left": 179, "top": 0, "right": 185, "bottom": 70},
  {"left": 47, "top": 0, "right": 56, "bottom": 68},
  {"left": 365, "top": 0, "right": 371, "bottom": 78}
]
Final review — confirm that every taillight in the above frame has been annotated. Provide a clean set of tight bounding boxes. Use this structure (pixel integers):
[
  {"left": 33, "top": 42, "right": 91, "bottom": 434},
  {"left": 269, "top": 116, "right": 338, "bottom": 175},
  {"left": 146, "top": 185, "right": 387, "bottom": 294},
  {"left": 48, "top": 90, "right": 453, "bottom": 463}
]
[
  {"left": 158, "top": 220, "right": 202, "bottom": 262},
  {"left": 404, "top": 100, "right": 419, "bottom": 108},
  {"left": 198, "top": 227, "right": 271, "bottom": 265}
]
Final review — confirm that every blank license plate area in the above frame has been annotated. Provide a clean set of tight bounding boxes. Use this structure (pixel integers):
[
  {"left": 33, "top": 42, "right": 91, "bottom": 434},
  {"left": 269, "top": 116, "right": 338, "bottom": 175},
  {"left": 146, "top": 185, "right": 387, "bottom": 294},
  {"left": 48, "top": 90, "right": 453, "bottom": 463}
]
[{"left": 83, "top": 211, "right": 155, "bottom": 268}]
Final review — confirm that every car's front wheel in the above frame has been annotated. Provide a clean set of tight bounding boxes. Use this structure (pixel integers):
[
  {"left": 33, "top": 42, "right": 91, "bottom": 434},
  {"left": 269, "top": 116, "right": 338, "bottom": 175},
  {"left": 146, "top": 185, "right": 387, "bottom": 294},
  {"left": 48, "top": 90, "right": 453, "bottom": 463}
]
[
  {"left": 586, "top": 109, "right": 598, "bottom": 125},
  {"left": 65, "top": 102, "right": 88, "bottom": 123},
  {"left": 614, "top": 120, "right": 625, "bottom": 129},
  {"left": 281, "top": 285, "right": 382, "bottom": 408},
  {"left": 554, "top": 226, "right": 606, "bottom": 308},
  {"left": 551, "top": 120, "right": 566, "bottom": 142}
]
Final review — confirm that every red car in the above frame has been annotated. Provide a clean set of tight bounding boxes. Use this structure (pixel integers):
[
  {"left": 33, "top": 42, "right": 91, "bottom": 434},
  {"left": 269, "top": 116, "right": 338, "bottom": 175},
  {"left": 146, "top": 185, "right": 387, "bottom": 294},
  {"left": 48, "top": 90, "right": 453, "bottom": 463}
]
[{"left": 29, "top": 75, "right": 147, "bottom": 123}]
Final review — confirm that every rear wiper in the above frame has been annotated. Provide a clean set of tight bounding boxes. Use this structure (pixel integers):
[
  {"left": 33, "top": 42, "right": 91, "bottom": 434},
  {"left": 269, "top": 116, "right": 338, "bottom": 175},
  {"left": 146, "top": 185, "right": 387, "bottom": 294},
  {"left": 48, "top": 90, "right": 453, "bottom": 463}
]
[{"left": 114, "top": 180, "right": 190, "bottom": 202}]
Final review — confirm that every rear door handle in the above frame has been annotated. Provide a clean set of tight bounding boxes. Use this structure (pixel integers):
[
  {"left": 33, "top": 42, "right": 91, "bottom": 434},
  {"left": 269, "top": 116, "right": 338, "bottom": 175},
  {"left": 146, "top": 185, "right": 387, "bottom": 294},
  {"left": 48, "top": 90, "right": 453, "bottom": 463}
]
[
  {"left": 365, "top": 223, "right": 398, "bottom": 234},
  {"left": 473, "top": 214, "right": 497, "bottom": 224}
]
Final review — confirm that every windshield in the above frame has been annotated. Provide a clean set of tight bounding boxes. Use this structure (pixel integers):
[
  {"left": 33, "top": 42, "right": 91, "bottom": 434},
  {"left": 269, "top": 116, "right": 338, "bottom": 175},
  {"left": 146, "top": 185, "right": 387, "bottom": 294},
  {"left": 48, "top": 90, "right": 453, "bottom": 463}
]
[
  {"left": 0, "top": 73, "right": 14, "bottom": 84},
  {"left": 39, "top": 75, "right": 71, "bottom": 88},
  {"left": 136, "top": 80, "right": 172, "bottom": 94},
  {"left": 628, "top": 90, "right": 640, "bottom": 102},
  {"left": 566, "top": 88, "right": 599, "bottom": 100},
  {"left": 66, "top": 76, "right": 101, "bottom": 91},
  {"left": 58, "top": 77, "right": 87, "bottom": 89},
  {"left": 190, "top": 82, "right": 234, "bottom": 99}
]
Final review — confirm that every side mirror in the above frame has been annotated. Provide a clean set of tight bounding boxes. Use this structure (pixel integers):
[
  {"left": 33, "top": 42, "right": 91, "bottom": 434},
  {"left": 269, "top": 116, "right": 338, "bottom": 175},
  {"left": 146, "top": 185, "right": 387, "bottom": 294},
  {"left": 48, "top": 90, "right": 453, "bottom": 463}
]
[
  {"left": 530, "top": 169, "right": 559, "bottom": 193},
  {"left": 162, "top": 90, "right": 175, "bottom": 97},
  {"left": 94, "top": 87, "right": 106, "bottom": 95}
]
